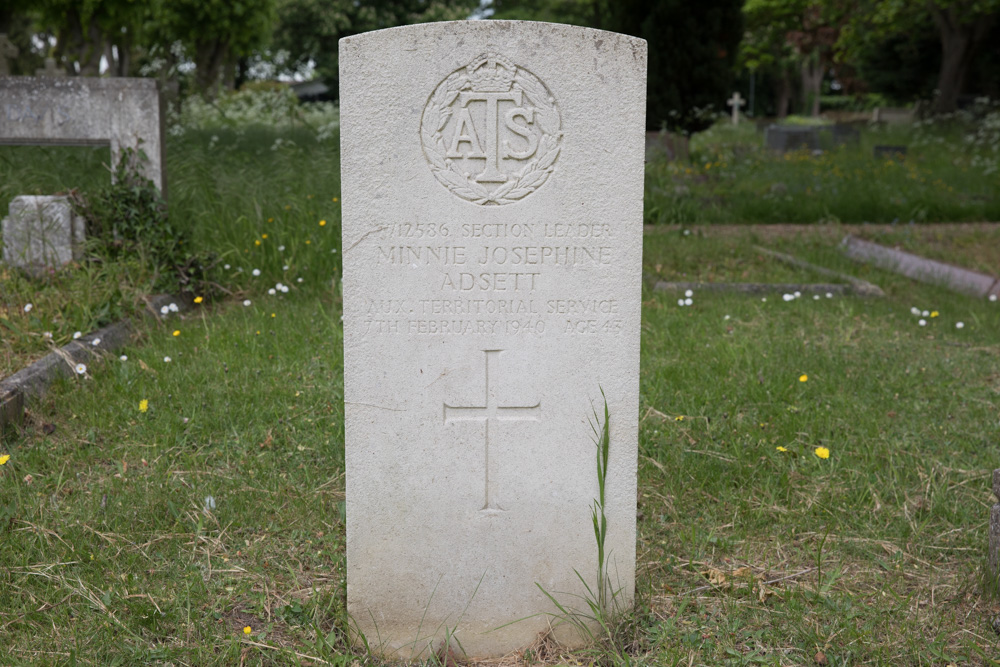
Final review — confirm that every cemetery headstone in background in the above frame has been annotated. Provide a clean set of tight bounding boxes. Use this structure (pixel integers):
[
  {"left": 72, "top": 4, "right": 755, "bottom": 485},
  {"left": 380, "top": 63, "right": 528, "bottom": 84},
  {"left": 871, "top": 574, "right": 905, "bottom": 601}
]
[
  {"left": 872, "top": 106, "right": 914, "bottom": 124},
  {"left": 340, "top": 21, "right": 646, "bottom": 659},
  {"left": 34, "top": 57, "right": 66, "bottom": 77},
  {"left": 1, "top": 195, "right": 84, "bottom": 275},
  {"left": 830, "top": 123, "right": 861, "bottom": 147},
  {"left": 0, "top": 77, "right": 165, "bottom": 193},
  {"left": 727, "top": 91, "right": 744, "bottom": 125},
  {"left": 765, "top": 124, "right": 820, "bottom": 153}
]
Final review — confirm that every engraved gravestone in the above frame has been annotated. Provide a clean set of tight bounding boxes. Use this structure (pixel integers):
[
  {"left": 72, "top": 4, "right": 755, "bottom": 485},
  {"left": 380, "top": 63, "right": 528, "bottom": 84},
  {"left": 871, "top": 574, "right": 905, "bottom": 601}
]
[{"left": 340, "top": 21, "right": 646, "bottom": 659}]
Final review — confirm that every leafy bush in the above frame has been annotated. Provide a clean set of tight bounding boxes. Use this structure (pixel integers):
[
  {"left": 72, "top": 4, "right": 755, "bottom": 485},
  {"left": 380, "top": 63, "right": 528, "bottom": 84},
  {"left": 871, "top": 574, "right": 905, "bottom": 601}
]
[{"left": 71, "top": 147, "right": 216, "bottom": 294}]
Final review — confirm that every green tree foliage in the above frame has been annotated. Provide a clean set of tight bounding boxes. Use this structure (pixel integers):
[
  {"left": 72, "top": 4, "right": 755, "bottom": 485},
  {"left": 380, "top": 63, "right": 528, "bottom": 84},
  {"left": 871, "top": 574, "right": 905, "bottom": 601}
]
[
  {"left": 836, "top": 0, "right": 1000, "bottom": 113},
  {"left": 490, "top": 0, "right": 743, "bottom": 135},
  {"left": 488, "top": 0, "right": 600, "bottom": 25},
  {"left": 271, "top": 0, "right": 479, "bottom": 90},
  {"left": 155, "top": 0, "right": 277, "bottom": 95}
]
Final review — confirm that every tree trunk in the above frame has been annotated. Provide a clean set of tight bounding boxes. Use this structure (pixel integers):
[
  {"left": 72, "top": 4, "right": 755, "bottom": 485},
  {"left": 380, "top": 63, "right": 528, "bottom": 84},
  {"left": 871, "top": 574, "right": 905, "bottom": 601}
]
[
  {"left": 929, "top": 4, "right": 994, "bottom": 114},
  {"left": 800, "top": 53, "right": 823, "bottom": 117},
  {"left": 195, "top": 39, "right": 230, "bottom": 98},
  {"left": 776, "top": 68, "right": 793, "bottom": 118}
]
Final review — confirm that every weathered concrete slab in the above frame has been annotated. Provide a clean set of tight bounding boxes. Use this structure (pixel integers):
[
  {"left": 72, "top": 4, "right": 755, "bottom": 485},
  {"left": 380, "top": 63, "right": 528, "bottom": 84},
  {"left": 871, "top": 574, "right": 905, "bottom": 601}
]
[
  {"left": 340, "top": 20, "right": 646, "bottom": 659},
  {"left": 842, "top": 235, "right": 1000, "bottom": 298},
  {"left": 753, "top": 246, "right": 884, "bottom": 297},
  {"left": 2, "top": 195, "right": 85, "bottom": 275},
  {"left": 0, "top": 77, "right": 165, "bottom": 193},
  {"left": 765, "top": 125, "right": 820, "bottom": 153}
]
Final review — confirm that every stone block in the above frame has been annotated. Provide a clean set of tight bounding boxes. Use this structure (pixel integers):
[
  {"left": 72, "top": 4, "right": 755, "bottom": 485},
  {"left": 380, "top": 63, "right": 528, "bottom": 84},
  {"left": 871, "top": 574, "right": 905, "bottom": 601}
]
[{"left": 1, "top": 195, "right": 84, "bottom": 275}]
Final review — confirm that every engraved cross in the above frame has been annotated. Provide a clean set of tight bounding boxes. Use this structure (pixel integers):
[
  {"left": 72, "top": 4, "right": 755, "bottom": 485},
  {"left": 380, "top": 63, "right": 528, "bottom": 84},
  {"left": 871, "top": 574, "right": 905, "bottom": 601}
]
[{"left": 444, "top": 349, "right": 540, "bottom": 514}]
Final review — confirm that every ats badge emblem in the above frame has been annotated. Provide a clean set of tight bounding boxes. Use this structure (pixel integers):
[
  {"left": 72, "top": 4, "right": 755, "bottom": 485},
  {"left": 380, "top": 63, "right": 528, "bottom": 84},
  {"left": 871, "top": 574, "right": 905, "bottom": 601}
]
[{"left": 420, "top": 53, "right": 563, "bottom": 206}]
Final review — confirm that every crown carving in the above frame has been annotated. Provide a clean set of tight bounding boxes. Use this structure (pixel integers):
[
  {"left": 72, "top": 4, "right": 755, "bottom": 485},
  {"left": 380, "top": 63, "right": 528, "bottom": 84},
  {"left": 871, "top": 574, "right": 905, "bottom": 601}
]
[{"left": 466, "top": 54, "right": 517, "bottom": 92}]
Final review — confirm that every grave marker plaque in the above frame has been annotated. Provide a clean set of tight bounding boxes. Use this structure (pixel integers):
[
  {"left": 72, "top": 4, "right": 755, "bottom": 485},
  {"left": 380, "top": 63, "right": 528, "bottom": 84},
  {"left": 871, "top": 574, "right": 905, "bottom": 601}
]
[{"left": 340, "top": 21, "right": 646, "bottom": 659}]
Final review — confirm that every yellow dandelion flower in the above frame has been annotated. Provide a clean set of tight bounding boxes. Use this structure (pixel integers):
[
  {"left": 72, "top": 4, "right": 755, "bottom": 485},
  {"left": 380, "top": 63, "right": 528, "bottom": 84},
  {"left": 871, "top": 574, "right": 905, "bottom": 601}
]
[
  {"left": 930, "top": 311, "right": 939, "bottom": 318},
  {"left": 194, "top": 296, "right": 203, "bottom": 304},
  {"left": 319, "top": 220, "right": 326, "bottom": 227},
  {"left": 305, "top": 239, "right": 311, "bottom": 245},
  {"left": 267, "top": 217, "right": 273, "bottom": 223},
  {"left": 0, "top": 454, "right": 10, "bottom": 466},
  {"left": 776, "top": 446, "right": 788, "bottom": 452},
  {"left": 262, "top": 234, "right": 268, "bottom": 239},
  {"left": 799, "top": 374, "right": 808, "bottom": 382},
  {"left": 284, "top": 205, "right": 291, "bottom": 210},
  {"left": 271, "top": 313, "right": 276, "bottom": 318},
  {"left": 814, "top": 446, "right": 830, "bottom": 459},
  {"left": 674, "top": 415, "right": 684, "bottom": 422},
  {"left": 243, "top": 626, "right": 252, "bottom": 635},
  {"left": 139, "top": 399, "right": 149, "bottom": 413},
  {"left": 173, "top": 330, "right": 180, "bottom": 337},
  {"left": 333, "top": 197, "right": 339, "bottom": 202},
  {"left": 255, "top": 240, "right": 261, "bottom": 246}
]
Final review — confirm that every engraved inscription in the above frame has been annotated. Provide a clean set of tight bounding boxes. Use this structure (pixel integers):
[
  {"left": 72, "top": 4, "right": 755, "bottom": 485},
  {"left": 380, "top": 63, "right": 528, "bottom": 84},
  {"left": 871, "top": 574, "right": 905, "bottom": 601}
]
[
  {"left": 444, "top": 350, "right": 540, "bottom": 514},
  {"left": 4, "top": 103, "right": 73, "bottom": 125},
  {"left": 421, "top": 53, "right": 562, "bottom": 205}
]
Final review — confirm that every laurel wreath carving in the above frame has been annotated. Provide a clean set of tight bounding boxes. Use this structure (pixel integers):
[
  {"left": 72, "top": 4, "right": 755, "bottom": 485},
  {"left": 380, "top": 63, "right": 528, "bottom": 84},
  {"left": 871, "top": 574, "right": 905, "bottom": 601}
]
[{"left": 420, "top": 65, "right": 562, "bottom": 205}]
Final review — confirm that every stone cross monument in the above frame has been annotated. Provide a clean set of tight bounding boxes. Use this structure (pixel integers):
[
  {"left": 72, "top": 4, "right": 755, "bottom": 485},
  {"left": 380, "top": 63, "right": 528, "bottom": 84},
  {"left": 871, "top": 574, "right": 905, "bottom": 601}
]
[{"left": 727, "top": 91, "right": 745, "bottom": 125}]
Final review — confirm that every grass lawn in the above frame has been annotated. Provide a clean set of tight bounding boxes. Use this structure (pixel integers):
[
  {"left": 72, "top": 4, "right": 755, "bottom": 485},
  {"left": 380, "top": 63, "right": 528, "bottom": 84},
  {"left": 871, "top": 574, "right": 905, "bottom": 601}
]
[
  {"left": 2, "top": 112, "right": 1000, "bottom": 664},
  {"left": 2, "top": 228, "right": 999, "bottom": 665},
  {"left": 646, "top": 121, "right": 1000, "bottom": 225}
]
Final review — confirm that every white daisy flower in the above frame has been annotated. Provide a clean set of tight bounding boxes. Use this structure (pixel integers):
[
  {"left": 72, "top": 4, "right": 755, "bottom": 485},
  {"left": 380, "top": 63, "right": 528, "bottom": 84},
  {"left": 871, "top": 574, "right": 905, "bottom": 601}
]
[
  {"left": 761, "top": 297, "right": 767, "bottom": 302},
  {"left": 252, "top": 269, "right": 261, "bottom": 277},
  {"left": 282, "top": 265, "right": 289, "bottom": 271},
  {"left": 990, "top": 294, "right": 997, "bottom": 302},
  {"left": 91, "top": 338, "right": 101, "bottom": 346},
  {"left": 243, "top": 299, "right": 252, "bottom": 307},
  {"left": 75, "top": 363, "right": 87, "bottom": 375},
  {"left": 955, "top": 322, "right": 965, "bottom": 329},
  {"left": 794, "top": 291, "right": 801, "bottom": 298},
  {"left": 724, "top": 315, "right": 730, "bottom": 320},
  {"left": 918, "top": 319, "right": 927, "bottom": 326},
  {"left": 278, "top": 245, "right": 285, "bottom": 252},
  {"left": 43, "top": 331, "right": 52, "bottom": 339},
  {"left": 296, "top": 277, "right": 303, "bottom": 283},
  {"left": 922, "top": 310, "right": 929, "bottom": 317},
  {"left": 160, "top": 305, "right": 170, "bottom": 315},
  {"left": 782, "top": 293, "right": 794, "bottom": 302},
  {"left": 224, "top": 264, "right": 231, "bottom": 270},
  {"left": 684, "top": 289, "right": 693, "bottom": 298},
  {"left": 275, "top": 282, "right": 285, "bottom": 290},
  {"left": 677, "top": 298, "right": 685, "bottom": 306},
  {"left": 826, "top": 292, "right": 833, "bottom": 298},
  {"left": 73, "top": 331, "right": 82, "bottom": 339},
  {"left": 684, "top": 297, "right": 692, "bottom": 306},
  {"left": 168, "top": 303, "right": 179, "bottom": 313},
  {"left": 163, "top": 356, "right": 172, "bottom": 363},
  {"left": 280, "top": 285, "right": 289, "bottom": 293},
  {"left": 268, "top": 288, "right": 276, "bottom": 295},
  {"left": 23, "top": 303, "right": 33, "bottom": 313},
  {"left": 120, "top": 355, "right": 128, "bottom": 361},
  {"left": 813, "top": 295, "right": 820, "bottom": 300},
  {"left": 910, "top": 306, "right": 921, "bottom": 315}
]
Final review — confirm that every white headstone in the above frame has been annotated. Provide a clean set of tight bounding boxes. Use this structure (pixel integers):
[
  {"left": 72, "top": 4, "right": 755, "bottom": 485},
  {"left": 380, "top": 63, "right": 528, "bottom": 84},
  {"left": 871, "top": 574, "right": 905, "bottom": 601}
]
[
  {"left": 2, "top": 195, "right": 84, "bottom": 275},
  {"left": 727, "top": 91, "right": 745, "bottom": 125},
  {"left": 340, "top": 21, "right": 646, "bottom": 659}
]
